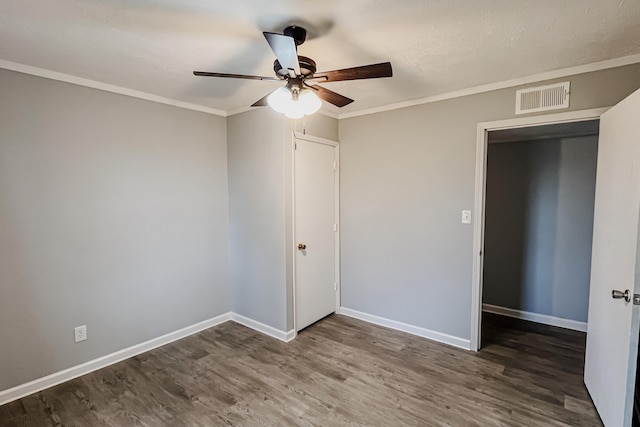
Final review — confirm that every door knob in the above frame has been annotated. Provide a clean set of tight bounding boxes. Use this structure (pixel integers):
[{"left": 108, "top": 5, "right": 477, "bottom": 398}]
[
  {"left": 298, "top": 243, "right": 306, "bottom": 250},
  {"left": 612, "top": 289, "right": 631, "bottom": 302}
]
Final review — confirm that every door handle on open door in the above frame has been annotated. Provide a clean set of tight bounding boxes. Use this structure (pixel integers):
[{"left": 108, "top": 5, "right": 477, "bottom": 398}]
[{"left": 612, "top": 289, "right": 631, "bottom": 302}]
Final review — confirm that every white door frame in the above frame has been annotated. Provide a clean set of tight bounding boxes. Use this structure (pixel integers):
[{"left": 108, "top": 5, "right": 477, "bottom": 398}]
[
  {"left": 470, "top": 107, "right": 610, "bottom": 351},
  {"left": 292, "top": 131, "right": 340, "bottom": 333}
]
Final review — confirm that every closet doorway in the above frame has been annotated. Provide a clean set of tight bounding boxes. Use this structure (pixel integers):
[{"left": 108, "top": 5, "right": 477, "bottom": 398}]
[
  {"left": 481, "top": 120, "right": 599, "bottom": 334},
  {"left": 470, "top": 108, "right": 607, "bottom": 351},
  {"left": 473, "top": 118, "right": 601, "bottom": 423}
]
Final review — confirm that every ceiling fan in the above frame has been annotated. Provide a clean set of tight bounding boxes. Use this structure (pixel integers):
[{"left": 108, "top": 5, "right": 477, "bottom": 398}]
[{"left": 193, "top": 26, "right": 393, "bottom": 118}]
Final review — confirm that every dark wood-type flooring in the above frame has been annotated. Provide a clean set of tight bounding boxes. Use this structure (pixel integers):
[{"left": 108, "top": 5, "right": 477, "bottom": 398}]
[{"left": 0, "top": 313, "right": 602, "bottom": 426}]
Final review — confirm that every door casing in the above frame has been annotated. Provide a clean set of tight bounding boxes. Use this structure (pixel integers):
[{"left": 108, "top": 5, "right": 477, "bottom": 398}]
[{"left": 470, "top": 107, "right": 609, "bottom": 351}]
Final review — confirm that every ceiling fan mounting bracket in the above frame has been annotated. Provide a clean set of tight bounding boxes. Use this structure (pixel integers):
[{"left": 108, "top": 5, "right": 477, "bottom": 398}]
[{"left": 283, "top": 26, "right": 307, "bottom": 46}]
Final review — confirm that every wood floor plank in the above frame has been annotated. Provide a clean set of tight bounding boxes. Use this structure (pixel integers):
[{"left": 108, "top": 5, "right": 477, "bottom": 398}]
[{"left": 0, "top": 313, "right": 603, "bottom": 426}]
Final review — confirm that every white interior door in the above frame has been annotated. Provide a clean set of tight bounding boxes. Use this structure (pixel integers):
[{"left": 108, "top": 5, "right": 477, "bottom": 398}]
[
  {"left": 294, "top": 136, "right": 337, "bottom": 331},
  {"left": 584, "top": 88, "right": 640, "bottom": 427}
]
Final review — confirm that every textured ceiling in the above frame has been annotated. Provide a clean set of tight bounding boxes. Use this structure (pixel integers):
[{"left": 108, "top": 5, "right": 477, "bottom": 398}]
[{"left": 1, "top": 0, "right": 639, "bottom": 116}]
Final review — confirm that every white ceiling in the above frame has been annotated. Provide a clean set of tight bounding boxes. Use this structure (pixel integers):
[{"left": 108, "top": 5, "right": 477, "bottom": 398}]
[{"left": 1, "top": 1, "right": 639, "bottom": 116}]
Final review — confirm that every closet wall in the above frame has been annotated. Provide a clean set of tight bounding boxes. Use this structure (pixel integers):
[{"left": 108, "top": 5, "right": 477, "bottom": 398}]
[{"left": 483, "top": 133, "right": 598, "bottom": 323}]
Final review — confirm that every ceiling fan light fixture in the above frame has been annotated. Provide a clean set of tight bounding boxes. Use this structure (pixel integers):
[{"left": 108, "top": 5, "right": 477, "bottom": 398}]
[
  {"left": 298, "top": 89, "right": 322, "bottom": 115},
  {"left": 267, "top": 86, "right": 322, "bottom": 118},
  {"left": 194, "top": 26, "right": 392, "bottom": 112},
  {"left": 284, "top": 106, "right": 305, "bottom": 119},
  {"left": 267, "top": 86, "right": 292, "bottom": 113}
]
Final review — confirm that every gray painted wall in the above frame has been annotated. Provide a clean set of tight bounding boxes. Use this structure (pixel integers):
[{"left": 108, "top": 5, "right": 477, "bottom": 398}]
[
  {"left": 2, "top": 61, "right": 639, "bottom": 392},
  {"left": 483, "top": 136, "right": 598, "bottom": 322},
  {"left": 0, "top": 69, "right": 230, "bottom": 390},
  {"left": 339, "top": 63, "right": 640, "bottom": 340},
  {"left": 227, "top": 108, "right": 338, "bottom": 332},
  {"left": 227, "top": 108, "right": 288, "bottom": 331}
]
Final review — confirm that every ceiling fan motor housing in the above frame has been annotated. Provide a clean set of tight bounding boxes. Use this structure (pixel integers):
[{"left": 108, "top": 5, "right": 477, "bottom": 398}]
[{"left": 273, "top": 56, "right": 317, "bottom": 78}]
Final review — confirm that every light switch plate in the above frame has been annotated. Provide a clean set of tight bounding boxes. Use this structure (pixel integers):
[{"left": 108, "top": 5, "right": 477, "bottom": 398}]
[{"left": 462, "top": 210, "right": 472, "bottom": 224}]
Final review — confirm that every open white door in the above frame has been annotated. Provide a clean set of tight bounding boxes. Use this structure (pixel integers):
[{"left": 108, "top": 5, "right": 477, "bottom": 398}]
[
  {"left": 294, "top": 134, "right": 338, "bottom": 331},
  {"left": 584, "top": 88, "right": 640, "bottom": 427}
]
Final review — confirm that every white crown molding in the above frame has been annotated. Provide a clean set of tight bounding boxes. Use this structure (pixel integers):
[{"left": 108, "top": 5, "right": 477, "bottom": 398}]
[
  {"left": 339, "top": 53, "right": 640, "bottom": 119},
  {"left": 318, "top": 109, "right": 339, "bottom": 119},
  {"left": 0, "top": 312, "right": 233, "bottom": 407},
  {"left": 225, "top": 105, "right": 257, "bottom": 117},
  {"left": 4, "top": 54, "right": 639, "bottom": 121},
  {"left": 483, "top": 304, "right": 588, "bottom": 332},
  {"left": 338, "top": 307, "right": 471, "bottom": 350},
  {"left": 0, "top": 59, "right": 337, "bottom": 120},
  {"left": 0, "top": 60, "right": 227, "bottom": 117}
]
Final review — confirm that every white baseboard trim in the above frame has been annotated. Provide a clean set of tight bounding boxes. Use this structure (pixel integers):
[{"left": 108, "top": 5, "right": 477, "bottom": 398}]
[
  {"left": 338, "top": 307, "right": 471, "bottom": 350},
  {"left": 230, "top": 313, "right": 295, "bottom": 342},
  {"left": 0, "top": 312, "right": 232, "bottom": 406},
  {"left": 482, "top": 304, "right": 588, "bottom": 332}
]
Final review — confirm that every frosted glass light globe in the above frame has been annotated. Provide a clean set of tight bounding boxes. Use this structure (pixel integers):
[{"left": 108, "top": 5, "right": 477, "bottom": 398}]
[
  {"left": 298, "top": 90, "right": 322, "bottom": 115},
  {"left": 267, "top": 87, "right": 293, "bottom": 113},
  {"left": 267, "top": 86, "right": 322, "bottom": 119},
  {"left": 284, "top": 105, "right": 305, "bottom": 119}
]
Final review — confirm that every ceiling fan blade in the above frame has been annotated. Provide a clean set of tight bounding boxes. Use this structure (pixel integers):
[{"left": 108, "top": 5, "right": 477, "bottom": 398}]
[
  {"left": 193, "top": 71, "right": 279, "bottom": 81},
  {"left": 263, "top": 32, "right": 301, "bottom": 77},
  {"left": 306, "top": 84, "right": 354, "bottom": 108},
  {"left": 251, "top": 90, "right": 277, "bottom": 107},
  {"left": 311, "top": 62, "right": 393, "bottom": 82}
]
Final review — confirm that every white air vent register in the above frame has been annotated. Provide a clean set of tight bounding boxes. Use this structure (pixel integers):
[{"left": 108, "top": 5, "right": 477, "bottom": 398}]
[{"left": 515, "top": 81, "right": 570, "bottom": 114}]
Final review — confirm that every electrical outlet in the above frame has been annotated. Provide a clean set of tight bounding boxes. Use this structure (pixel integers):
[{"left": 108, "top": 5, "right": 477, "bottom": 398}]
[{"left": 74, "top": 325, "right": 87, "bottom": 343}]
